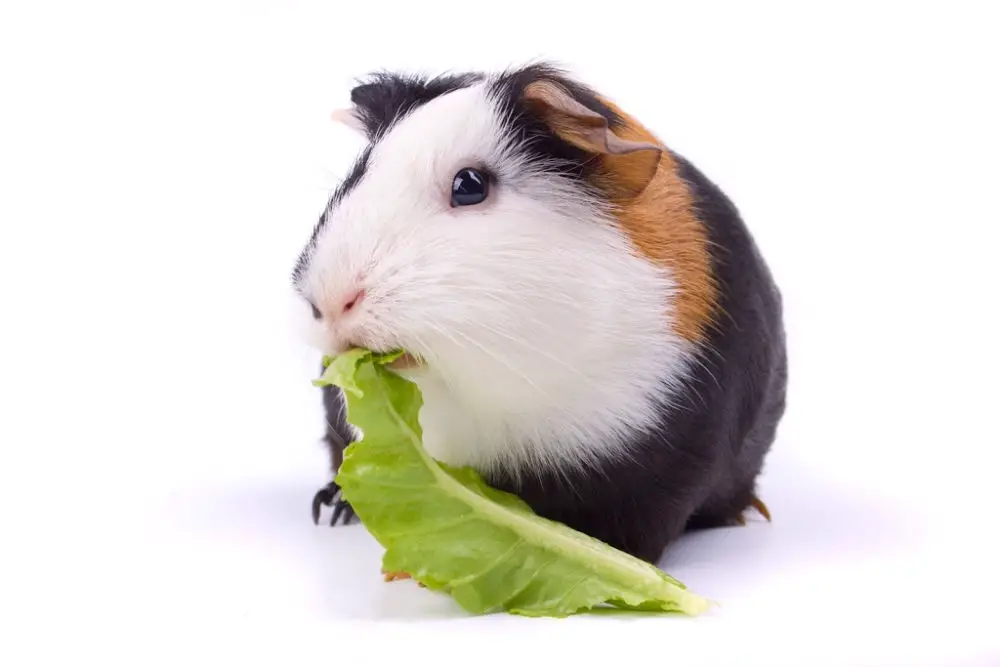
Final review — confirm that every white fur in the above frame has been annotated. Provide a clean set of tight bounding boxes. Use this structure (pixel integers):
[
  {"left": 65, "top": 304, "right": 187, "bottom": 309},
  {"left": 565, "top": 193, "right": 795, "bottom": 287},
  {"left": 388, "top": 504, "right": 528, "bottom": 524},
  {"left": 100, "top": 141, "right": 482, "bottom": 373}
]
[{"left": 298, "top": 81, "right": 693, "bottom": 480}]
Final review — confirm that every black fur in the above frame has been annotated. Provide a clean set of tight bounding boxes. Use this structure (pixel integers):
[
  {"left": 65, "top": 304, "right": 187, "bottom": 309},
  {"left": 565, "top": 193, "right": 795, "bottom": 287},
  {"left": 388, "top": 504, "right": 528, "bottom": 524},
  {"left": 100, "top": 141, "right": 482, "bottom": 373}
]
[
  {"left": 307, "top": 65, "right": 787, "bottom": 564},
  {"left": 349, "top": 71, "right": 483, "bottom": 141},
  {"left": 486, "top": 64, "right": 625, "bottom": 184},
  {"left": 294, "top": 64, "right": 612, "bottom": 289},
  {"left": 311, "top": 372, "right": 357, "bottom": 526},
  {"left": 485, "top": 150, "right": 787, "bottom": 561},
  {"left": 292, "top": 72, "right": 480, "bottom": 288}
]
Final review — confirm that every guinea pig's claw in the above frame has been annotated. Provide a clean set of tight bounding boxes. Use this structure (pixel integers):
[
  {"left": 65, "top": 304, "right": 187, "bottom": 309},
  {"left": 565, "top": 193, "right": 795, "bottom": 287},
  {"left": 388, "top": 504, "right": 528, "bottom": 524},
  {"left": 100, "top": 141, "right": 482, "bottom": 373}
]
[
  {"left": 330, "top": 498, "right": 354, "bottom": 526},
  {"left": 312, "top": 482, "right": 355, "bottom": 526},
  {"left": 725, "top": 495, "right": 773, "bottom": 527},
  {"left": 750, "top": 495, "right": 772, "bottom": 522},
  {"left": 311, "top": 483, "right": 335, "bottom": 524}
]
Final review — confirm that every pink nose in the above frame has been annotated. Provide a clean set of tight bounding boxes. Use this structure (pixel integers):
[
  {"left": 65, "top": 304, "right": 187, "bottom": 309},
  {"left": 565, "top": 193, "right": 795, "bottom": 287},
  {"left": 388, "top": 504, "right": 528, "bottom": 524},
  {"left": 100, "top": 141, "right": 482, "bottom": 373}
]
[
  {"left": 341, "top": 288, "right": 364, "bottom": 314},
  {"left": 314, "top": 288, "right": 365, "bottom": 321}
]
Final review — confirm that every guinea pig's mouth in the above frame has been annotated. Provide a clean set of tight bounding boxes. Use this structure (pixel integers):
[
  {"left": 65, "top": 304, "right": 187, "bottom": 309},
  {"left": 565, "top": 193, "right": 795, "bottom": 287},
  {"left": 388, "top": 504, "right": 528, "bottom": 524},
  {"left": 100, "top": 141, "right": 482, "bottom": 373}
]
[
  {"left": 338, "top": 337, "right": 423, "bottom": 369},
  {"left": 386, "top": 351, "right": 423, "bottom": 370},
  {"left": 349, "top": 342, "right": 423, "bottom": 371}
]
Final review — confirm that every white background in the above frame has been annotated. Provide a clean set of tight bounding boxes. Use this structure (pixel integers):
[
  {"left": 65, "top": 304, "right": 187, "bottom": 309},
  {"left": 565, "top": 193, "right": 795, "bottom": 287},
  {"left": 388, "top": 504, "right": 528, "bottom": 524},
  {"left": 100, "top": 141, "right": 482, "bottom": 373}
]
[{"left": 2, "top": 1, "right": 999, "bottom": 665}]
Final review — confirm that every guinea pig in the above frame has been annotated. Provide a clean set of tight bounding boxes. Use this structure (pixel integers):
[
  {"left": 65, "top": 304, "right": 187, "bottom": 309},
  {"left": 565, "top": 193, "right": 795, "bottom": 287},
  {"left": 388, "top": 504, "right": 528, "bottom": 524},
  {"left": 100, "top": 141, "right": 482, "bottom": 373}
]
[{"left": 294, "top": 63, "right": 787, "bottom": 565}]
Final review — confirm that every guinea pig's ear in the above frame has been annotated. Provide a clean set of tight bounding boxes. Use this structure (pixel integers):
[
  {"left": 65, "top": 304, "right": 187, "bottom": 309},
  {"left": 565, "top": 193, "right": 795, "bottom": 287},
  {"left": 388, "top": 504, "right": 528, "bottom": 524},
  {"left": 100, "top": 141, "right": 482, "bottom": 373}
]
[
  {"left": 330, "top": 107, "right": 367, "bottom": 135},
  {"left": 522, "top": 80, "right": 663, "bottom": 199}
]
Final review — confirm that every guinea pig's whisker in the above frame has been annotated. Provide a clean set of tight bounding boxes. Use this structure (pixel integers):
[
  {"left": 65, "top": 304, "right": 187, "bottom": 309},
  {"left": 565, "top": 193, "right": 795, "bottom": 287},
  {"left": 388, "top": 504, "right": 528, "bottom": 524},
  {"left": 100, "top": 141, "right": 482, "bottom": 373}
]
[
  {"left": 429, "top": 325, "right": 550, "bottom": 399},
  {"left": 413, "top": 287, "right": 578, "bottom": 324},
  {"left": 407, "top": 329, "right": 464, "bottom": 394},
  {"left": 461, "top": 320, "right": 593, "bottom": 383},
  {"left": 403, "top": 329, "right": 441, "bottom": 366},
  {"left": 426, "top": 284, "right": 583, "bottom": 309}
]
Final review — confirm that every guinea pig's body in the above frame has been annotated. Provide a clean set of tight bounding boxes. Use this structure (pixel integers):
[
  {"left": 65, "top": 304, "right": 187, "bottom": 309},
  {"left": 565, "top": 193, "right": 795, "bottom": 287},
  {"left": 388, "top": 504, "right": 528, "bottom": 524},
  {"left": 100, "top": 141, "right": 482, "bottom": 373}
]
[{"left": 297, "top": 64, "right": 787, "bottom": 564}]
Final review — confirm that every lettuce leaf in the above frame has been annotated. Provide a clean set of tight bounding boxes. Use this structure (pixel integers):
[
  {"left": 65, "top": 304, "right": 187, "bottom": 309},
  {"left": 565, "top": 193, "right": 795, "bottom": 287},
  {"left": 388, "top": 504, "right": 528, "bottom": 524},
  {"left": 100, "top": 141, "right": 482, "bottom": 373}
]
[{"left": 313, "top": 348, "right": 712, "bottom": 618}]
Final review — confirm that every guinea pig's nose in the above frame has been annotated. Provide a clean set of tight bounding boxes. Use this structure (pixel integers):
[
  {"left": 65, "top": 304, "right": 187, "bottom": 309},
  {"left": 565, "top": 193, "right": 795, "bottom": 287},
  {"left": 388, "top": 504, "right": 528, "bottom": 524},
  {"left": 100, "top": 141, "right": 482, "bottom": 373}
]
[
  {"left": 340, "top": 288, "right": 364, "bottom": 314},
  {"left": 312, "top": 287, "right": 365, "bottom": 322},
  {"left": 316, "top": 288, "right": 364, "bottom": 320}
]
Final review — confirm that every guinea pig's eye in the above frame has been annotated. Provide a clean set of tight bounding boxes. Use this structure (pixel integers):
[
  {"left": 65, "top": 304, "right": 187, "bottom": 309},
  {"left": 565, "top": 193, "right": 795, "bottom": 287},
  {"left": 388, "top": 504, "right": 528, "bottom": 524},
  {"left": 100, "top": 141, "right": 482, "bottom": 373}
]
[
  {"left": 308, "top": 301, "right": 322, "bottom": 320},
  {"left": 451, "top": 168, "right": 489, "bottom": 207}
]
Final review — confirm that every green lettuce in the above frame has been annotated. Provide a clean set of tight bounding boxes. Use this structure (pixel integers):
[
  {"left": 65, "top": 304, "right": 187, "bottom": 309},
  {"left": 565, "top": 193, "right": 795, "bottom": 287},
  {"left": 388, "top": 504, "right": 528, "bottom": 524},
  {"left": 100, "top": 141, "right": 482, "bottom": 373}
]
[{"left": 313, "top": 348, "right": 711, "bottom": 618}]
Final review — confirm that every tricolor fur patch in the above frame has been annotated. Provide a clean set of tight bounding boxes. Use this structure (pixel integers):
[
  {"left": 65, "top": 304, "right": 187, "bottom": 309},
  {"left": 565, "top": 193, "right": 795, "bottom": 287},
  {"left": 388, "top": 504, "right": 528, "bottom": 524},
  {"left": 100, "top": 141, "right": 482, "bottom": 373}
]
[{"left": 293, "top": 63, "right": 719, "bottom": 477}]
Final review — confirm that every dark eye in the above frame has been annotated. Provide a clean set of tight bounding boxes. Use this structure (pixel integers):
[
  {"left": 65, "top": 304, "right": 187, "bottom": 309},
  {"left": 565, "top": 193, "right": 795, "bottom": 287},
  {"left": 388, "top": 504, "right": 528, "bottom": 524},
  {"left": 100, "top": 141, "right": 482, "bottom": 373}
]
[
  {"left": 451, "top": 168, "right": 489, "bottom": 207},
  {"left": 309, "top": 301, "right": 322, "bottom": 319}
]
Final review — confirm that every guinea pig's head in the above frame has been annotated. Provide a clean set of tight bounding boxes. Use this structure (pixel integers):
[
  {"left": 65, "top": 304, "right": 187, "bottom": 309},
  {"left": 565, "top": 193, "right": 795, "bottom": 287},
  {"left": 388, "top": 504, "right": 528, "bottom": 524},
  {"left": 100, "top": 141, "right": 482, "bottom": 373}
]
[{"left": 292, "top": 64, "right": 716, "bottom": 472}]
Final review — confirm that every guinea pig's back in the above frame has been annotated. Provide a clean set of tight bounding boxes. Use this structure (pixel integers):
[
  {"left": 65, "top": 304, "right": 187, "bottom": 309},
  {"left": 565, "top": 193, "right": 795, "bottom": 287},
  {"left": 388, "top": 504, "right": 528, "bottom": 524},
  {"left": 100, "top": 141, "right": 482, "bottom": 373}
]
[{"left": 671, "top": 151, "right": 788, "bottom": 529}]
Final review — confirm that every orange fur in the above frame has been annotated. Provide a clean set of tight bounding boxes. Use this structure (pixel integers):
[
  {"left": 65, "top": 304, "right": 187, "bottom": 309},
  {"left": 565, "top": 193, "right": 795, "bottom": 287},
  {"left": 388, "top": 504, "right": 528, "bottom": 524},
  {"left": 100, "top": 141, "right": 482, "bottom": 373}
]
[
  {"left": 521, "top": 81, "right": 718, "bottom": 344},
  {"left": 595, "top": 99, "right": 718, "bottom": 344}
]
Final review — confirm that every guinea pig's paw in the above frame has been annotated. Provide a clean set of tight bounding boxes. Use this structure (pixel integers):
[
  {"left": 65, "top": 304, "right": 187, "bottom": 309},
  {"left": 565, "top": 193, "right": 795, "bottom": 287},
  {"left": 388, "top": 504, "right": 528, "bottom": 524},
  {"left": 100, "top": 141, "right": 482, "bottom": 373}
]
[{"left": 311, "top": 481, "right": 355, "bottom": 527}]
